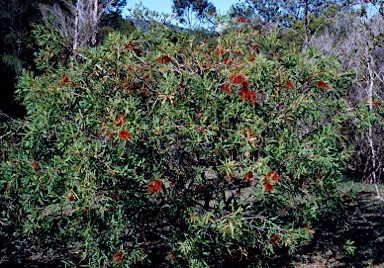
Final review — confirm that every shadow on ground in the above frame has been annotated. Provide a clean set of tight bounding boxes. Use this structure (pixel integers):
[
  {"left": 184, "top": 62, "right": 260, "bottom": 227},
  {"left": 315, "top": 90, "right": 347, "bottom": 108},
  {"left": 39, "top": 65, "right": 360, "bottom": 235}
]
[{"left": 291, "top": 187, "right": 384, "bottom": 267}]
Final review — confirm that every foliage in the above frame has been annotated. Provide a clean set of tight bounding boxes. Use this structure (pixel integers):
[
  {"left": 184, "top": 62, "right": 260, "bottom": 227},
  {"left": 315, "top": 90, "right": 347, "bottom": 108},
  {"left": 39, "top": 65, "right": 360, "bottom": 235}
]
[{"left": 1, "top": 16, "right": 354, "bottom": 266}]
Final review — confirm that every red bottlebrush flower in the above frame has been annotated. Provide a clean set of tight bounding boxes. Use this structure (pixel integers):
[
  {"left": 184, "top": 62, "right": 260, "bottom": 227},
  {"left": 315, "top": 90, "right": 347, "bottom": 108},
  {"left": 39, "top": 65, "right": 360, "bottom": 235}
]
[
  {"left": 270, "top": 235, "right": 279, "bottom": 245},
  {"left": 215, "top": 46, "right": 224, "bottom": 56},
  {"left": 236, "top": 16, "right": 247, "bottom": 23},
  {"left": 119, "top": 130, "right": 131, "bottom": 140},
  {"left": 240, "top": 88, "right": 249, "bottom": 101},
  {"left": 115, "top": 114, "right": 126, "bottom": 126},
  {"left": 67, "top": 194, "right": 75, "bottom": 201},
  {"left": 209, "top": 216, "right": 215, "bottom": 223},
  {"left": 317, "top": 80, "right": 328, "bottom": 90},
  {"left": 156, "top": 56, "right": 171, "bottom": 63},
  {"left": 141, "top": 88, "right": 149, "bottom": 97},
  {"left": 156, "top": 56, "right": 163, "bottom": 63},
  {"left": 244, "top": 171, "right": 253, "bottom": 181},
  {"left": 81, "top": 207, "right": 90, "bottom": 213},
  {"left": 143, "top": 74, "right": 149, "bottom": 80},
  {"left": 249, "top": 54, "right": 255, "bottom": 62},
  {"left": 247, "top": 90, "right": 256, "bottom": 104},
  {"left": 222, "top": 83, "right": 232, "bottom": 95},
  {"left": 230, "top": 74, "right": 243, "bottom": 84},
  {"left": 162, "top": 56, "right": 171, "bottom": 63},
  {"left": 242, "top": 81, "right": 249, "bottom": 88},
  {"left": 59, "top": 74, "right": 69, "bottom": 85},
  {"left": 113, "top": 251, "right": 123, "bottom": 263},
  {"left": 285, "top": 80, "right": 293, "bottom": 89},
  {"left": 32, "top": 161, "right": 39, "bottom": 168},
  {"left": 149, "top": 178, "right": 162, "bottom": 194},
  {"left": 372, "top": 98, "right": 381, "bottom": 107},
  {"left": 266, "top": 171, "right": 281, "bottom": 182},
  {"left": 124, "top": 43, "right": 136, "bottom": 50},
  {"left": 262, "top": 177, "right": 273, "bottom": 192},
  {"left": 223, "top": 57, "right": 232, "bottom": 65}
]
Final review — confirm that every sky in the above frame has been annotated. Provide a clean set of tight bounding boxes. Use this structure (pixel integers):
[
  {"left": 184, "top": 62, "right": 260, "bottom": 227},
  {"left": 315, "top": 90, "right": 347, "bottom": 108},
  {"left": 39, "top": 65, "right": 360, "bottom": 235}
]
[{"left": 123, "top": 0, "right": 237, "bottom": 17}]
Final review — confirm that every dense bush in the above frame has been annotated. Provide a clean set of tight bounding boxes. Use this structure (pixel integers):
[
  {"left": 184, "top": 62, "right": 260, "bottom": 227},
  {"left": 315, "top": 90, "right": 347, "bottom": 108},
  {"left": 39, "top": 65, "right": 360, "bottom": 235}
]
[{"left": 1, "top": 17, "right": 354, "bottom": 266}]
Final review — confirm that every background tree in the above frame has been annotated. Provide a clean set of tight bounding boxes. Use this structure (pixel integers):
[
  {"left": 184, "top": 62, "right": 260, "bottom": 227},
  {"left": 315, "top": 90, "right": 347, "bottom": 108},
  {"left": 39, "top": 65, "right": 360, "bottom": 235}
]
[
  {"left": 0, "top": 0, "right": 58, "bottom": 122},
  {"left": 172, "top": 0, "right": 216, "bottom": 29},
  {"left": 40, "top": 0, "right": 126, "bottom": 52},
  {"left": 232, "top": 0, "right": 356, "bottom": 48}
]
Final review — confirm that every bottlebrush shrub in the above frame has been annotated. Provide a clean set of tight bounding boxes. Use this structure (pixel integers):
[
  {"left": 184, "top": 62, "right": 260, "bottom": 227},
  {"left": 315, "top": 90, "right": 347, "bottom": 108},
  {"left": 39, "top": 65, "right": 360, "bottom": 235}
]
[{"left": 0, "top": 20, "right": 353, "bottom": 266}]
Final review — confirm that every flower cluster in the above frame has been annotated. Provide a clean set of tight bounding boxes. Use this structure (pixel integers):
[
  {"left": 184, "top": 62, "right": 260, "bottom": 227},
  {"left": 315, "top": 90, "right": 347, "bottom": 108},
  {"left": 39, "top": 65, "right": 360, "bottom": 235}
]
[
  {"left": 156, "top": 55, "right": 171, "bottom": 63},
  {"left": 115, "top": 114, "right": 126, "bottom": 126},
  {"left": 230, "top": 74, "right": 243, "bottom": 84},
  {"left": 236, "top": 16, "right": 247, "bottom": 23},
  {"left": 215, "top": 46, "right": 224, "bottom": 57},
  {"left": 317, "top": 80, "right": 328, "bottom": 90},
  {"left": 222, "top": 83, "right": 232, "bottom": 95},
  {"left": 149, "top": 179, "right": 162, "bottom": 194},
  {"left": 223, "top": 58, "right": 232, "bottom": 65},
  {"left": 119, "top": 130, "right": 131, "bottom": 140},
  {"left": 124, "top": 43, "right": 136, "bottom": 50},
  {"left": 243, "top": 171, "right": 253, "bottom": 181},
  {"left": 58, "top": 74, "right": 69, "bottom": 86},
  {"left": 285, "top": 80, "right": 293, "bottom": 89},
  {"left": 113, "top": 251, "right": 123, "bottom": 263},
  {"left": 262, "top": 171, "right": 281, "bottom": 192},
  {"left": 239, "top": 80, "right": 256, "bottom": 104}
]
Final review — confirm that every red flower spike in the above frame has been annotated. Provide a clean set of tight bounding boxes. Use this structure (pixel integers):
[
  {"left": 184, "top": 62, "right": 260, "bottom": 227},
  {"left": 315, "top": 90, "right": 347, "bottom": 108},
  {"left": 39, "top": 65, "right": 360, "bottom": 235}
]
[
  {"left": 244, "top": 171, "right": 253, "bottom": 181},
  {"left": 68, "top": 195, "right": 75, "bottom": 201},
  {"left": 230, "top": 74, "right": 243, "bottom": 84},
  {"left": 32, "top": 162, "right": 39, "bottom": 168},
  {"left": 115, "top": 114, "right": 126, "bottom": 126},
  {"left": 240, "top": 88, "right": 249, "bottom": 101},
  {"left": 285, "top": 80, "right": 293, "bottom": 89},
  {"left": 317, "top": 80, "right": 328, "bottom": 90},
  {"left": 242, "top": 81, "right": 249, "bottom": 88},
  {"left": 222, "top": 83, "right": 232, "bottom": 95},
  {"left": 149, "top": 179, "right": 162, "bottom": 194},
  {"left": 113, "top": 251, "right": 123, "bottom": 263},
  {"left": 59, "top": 74, "right": 69, "bottom": 86},
  {"left": 156, "top": 55, "right": 171, "bottom": 63},
  {"left": 124, "top": 43, "right": 136, "bottom": 50},
  {"left": 119, "top": 130, "right": 131, "bottom": 140},
  {"left": 262, "top": 177, "right": 273, "bottom": 192},
  {"left": 270, "top": 235, "right": 279, "bottom": 245},
  {"left": 81, "top": 207, "right": 90, "bottom": 213},
  {"left": 249, "top": 54, "right": 255, "bottom": 62},
  {"left": 372, "top": 98, "right": 381, "bottom": 107},
  {"left": 247, "top": 90, "right": 256, "bottom": 104},
  {"left": 223, "top": 58, "right": 232, "bottom": 65},
  {"left": 236, "top": 16, "right": 247, "bottom": 23},
  {"left": 162, "top": 56, "right": 171, "bottom": 63},
  {"left": 266, "top": 171, "right": 281, "bottom": 182},
  {"left": 215, "top": 46, "right": 224, "bottom": 57}
]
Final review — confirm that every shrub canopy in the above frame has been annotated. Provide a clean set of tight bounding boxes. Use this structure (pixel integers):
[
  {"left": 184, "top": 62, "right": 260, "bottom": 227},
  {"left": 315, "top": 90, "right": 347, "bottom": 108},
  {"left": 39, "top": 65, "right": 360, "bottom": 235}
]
[{"left": 1, "top": 18, "right": 354, "bottom": 266}]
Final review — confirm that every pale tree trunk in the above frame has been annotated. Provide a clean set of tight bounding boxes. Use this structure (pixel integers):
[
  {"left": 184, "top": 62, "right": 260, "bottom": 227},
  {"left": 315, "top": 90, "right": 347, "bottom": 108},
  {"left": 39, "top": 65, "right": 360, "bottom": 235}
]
[
  {"left": 91, "top": 0, "right": 99, "bottom": 47},
  {"left": 74, "top": 2, "right": 80, "bottom": 52},
  {"left": 303, "top": 0, "right": 309, "bottom": 50},
  {"left": 41, "top": 0, "right": 117, "bottom": 52},
  {"left": 365, "top": 54, "right": 384, "bottom": 202}
]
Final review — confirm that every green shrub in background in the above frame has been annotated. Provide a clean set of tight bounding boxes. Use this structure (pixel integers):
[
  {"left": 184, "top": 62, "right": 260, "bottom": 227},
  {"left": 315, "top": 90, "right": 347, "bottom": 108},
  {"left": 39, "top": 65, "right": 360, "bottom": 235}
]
[{"left": 0, "top": 16, "right": 354, "bottom": 267}]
